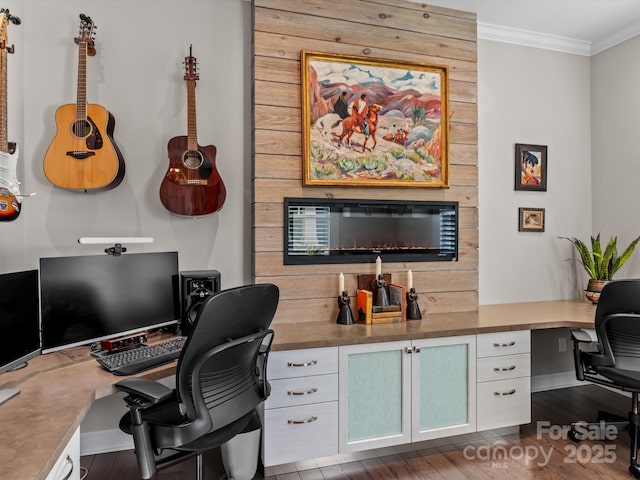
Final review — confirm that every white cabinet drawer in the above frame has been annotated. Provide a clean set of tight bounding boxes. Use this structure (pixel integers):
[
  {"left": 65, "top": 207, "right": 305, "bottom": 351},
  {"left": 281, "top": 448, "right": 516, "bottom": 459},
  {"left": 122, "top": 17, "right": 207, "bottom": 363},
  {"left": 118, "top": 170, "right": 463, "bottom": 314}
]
[
  {"left": 477, "top": 377, "right": 531, "bottom": 431},
  {"left": 46, "top": 428, "right": 80, "bottom": 480},
  {"left": 476, "top": 330, "right": 530, "bottom": 358},
  {"left": 477, "top": 353, "right": 531, "bottom": 382},
  {"left": 263, "top": 401, "right": 338, "bottom": 466},
  {"left": 266, "top": 374, "right": 338, "bottom": 409},
  {"left": 268, "top": 347, "right": 338, "bottom": 379}
]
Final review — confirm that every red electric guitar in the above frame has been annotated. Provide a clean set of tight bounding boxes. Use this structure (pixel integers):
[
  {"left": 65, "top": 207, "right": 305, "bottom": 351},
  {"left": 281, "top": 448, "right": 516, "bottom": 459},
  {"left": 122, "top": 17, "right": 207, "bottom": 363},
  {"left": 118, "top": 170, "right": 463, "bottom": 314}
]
[
  {"left": 159, "top": 46, "right": 226, "bottom": 216},
  {"left": 0, "top": 9, "right": 23, "bottom": 221}
]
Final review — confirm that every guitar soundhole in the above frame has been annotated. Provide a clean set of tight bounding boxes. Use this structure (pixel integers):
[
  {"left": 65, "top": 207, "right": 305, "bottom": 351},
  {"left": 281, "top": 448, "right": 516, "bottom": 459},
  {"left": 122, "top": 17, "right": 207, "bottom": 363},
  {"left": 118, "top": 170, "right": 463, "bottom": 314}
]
[
  {"left": 73, "top": 119, "right": 92, "bottom": 138},
  {"left": 183, "top": 150, "right": 204, "bottom": 169}
]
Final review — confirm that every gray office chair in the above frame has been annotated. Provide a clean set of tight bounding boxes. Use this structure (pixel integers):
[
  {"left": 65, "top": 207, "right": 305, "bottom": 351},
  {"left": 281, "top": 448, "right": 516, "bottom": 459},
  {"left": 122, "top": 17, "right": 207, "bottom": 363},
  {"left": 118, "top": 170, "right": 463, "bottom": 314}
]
[
  {"left": 115, "top": 283, "right": 278, "bottom": 480},
  {"left": 570, "top": 279, "right": 640, "bottom": 478}
]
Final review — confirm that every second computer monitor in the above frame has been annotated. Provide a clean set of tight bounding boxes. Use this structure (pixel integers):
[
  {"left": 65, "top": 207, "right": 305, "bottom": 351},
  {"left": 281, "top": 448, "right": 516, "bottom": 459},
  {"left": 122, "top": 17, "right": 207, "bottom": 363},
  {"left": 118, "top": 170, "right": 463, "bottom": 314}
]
[{"left": 40, "top": 251, "right": 180, "bottom": 352}]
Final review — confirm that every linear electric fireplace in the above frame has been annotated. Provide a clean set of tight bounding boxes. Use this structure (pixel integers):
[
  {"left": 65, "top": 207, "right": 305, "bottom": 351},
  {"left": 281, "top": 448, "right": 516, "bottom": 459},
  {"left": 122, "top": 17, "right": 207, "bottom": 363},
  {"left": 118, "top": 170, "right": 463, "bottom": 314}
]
[{"left": 284, "top": 198, "right": 458, "bottom": 265}]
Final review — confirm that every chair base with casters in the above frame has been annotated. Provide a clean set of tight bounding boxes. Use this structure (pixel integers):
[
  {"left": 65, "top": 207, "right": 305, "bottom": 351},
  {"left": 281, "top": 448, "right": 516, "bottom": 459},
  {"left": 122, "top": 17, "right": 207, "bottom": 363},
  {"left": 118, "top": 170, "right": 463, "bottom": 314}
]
[
  {"left": 116, "top": 283, "right": 279, "bottom": 480},
  {"left": 570, "top": 288, "right": 640, "bottom": 479}
]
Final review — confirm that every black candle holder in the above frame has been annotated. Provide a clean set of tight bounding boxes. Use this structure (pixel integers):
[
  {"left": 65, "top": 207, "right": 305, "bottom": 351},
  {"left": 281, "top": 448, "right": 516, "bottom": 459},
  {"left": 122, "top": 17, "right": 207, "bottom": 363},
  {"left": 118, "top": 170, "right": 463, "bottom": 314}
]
[
  {"left": 372, "top": 274, "right": 390, "bottom": 307},
  {"left": 406, "top": 288, "right": 422, "bottom": 320},
  {"left": 336, "top": 291, "right": 355, "bottom": 325}
]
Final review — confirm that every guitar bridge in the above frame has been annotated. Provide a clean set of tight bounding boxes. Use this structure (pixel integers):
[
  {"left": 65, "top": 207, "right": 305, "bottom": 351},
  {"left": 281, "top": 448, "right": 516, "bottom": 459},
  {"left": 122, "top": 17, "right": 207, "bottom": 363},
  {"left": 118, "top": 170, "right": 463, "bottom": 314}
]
[{"left": 66, "top": 151, "right": 96, "bottom": 160}]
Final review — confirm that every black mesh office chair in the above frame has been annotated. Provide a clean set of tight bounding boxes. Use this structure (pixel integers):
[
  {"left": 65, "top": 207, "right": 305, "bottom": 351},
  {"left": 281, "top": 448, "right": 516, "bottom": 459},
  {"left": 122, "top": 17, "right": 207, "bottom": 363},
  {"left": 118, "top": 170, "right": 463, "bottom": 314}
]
[
  {"left": 570, "top": 279, "right": 640, "bottom": 478},
  {"left": 115, "top": 283, "right": 278, "bottom": 480}
]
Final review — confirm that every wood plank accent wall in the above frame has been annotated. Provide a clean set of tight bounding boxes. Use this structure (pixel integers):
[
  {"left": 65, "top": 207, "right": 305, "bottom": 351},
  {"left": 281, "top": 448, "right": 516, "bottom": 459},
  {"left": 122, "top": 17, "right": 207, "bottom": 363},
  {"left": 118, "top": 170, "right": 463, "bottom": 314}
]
[{"left": 253, "top": 0, "right": 478, "bottom": 324}]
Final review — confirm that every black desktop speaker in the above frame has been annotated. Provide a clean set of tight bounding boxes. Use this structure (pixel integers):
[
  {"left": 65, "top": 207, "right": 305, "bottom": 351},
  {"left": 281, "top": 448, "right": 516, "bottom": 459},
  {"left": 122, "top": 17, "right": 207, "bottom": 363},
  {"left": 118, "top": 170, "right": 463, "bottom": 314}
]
[{"left": 180, "top": 270, "right": 221, "bottom": 337}]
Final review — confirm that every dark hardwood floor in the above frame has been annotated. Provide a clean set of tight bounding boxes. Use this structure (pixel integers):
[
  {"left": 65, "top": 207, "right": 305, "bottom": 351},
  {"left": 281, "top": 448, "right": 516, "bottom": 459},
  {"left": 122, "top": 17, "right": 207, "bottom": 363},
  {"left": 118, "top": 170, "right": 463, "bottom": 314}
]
[{"left": 81, "top": 385, "right": 636, "bottom": 479}]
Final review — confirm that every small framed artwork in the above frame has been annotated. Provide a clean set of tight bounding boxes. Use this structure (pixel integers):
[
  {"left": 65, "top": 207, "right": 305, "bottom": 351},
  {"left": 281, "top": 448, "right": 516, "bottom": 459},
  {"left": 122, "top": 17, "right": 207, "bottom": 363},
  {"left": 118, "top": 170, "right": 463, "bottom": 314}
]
[
  {"left": 518, "top": 207, "right": 545, "bottom": 232},
  {"left": 515, "top": 143, "right": 547, "bottom": 191}
]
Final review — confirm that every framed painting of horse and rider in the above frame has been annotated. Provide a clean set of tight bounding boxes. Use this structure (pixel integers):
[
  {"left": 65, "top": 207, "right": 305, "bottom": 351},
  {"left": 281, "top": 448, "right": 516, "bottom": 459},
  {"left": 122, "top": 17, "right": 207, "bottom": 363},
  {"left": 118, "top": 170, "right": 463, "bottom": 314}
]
[{"left": 301, "top": 51, "right": 449, "bottom": 188}]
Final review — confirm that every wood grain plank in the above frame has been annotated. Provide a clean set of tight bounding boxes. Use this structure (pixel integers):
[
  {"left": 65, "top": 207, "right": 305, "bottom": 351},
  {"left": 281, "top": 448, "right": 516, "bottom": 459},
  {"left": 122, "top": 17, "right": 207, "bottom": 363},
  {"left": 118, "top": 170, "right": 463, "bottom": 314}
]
[
  {"left": 255, "top": 105, "right": 300, "bottom": 133},
  {"left": 253, "top": 248, "right": 479, "bottom": 277},
  {"left": 254, "top": 8, "right": 477, "bottom": 63},
  {"left": 253, "top": 31, "right": 478, "bottom": 83},
  {"left": 259, "top": 270, "right": 478, "bottom": 301},
  {"left": 362, "top": 0, "right": 477, "bottom": 20},
  {"left": 253, "top": 179, "right": 478, "bottom": 207},
  {"left": 255, "top": 0, "right": 476, "bottom": 42}
]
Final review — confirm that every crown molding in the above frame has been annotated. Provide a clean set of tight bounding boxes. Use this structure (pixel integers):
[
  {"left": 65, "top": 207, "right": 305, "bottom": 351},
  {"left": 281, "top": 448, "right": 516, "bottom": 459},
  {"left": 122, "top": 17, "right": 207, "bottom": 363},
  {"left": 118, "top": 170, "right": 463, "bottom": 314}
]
[
  {"left": 591, "top": 21, "right": 640, "bottom": 55},
  {"left": 478, "top": 22, "right": 592, "bottom": 56}
]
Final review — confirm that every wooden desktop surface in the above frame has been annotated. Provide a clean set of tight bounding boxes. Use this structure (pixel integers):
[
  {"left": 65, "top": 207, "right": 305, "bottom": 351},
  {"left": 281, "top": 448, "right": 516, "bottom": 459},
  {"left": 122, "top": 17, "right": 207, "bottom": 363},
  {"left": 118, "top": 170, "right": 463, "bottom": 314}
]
[{"left": 0, "top": 299, "right": 597, "bottom": 480}]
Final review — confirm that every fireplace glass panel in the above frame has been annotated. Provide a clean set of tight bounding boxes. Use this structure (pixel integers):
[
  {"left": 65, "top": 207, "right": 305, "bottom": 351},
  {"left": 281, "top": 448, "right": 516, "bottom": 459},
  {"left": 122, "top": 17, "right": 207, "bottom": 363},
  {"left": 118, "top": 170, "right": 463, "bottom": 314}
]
[{"left": 284, "top": 198, "right": 458, "bottom": 265}]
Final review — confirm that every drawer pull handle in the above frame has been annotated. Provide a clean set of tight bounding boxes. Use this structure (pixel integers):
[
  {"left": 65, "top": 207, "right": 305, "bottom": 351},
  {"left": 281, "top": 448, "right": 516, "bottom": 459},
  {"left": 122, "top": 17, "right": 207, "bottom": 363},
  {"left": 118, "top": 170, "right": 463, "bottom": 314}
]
[
  {"left": 494, "top": 389, "right": 517, "bottom": 396},
  {"left": 493, "top": 341, "right": 516, "bottom": 348},
  {"left": 287, "top": 388, "right": 318, "bottom": 396},
  {"left": 287, "top": 360, "right": 317, "bottom": 367},
  {"left": 288, "top": 415, "right": 318, "bottom": 424},
  {"left": 61, "top": 455, "right": 74, "bottom": 480},
  {"left": 493, "top": 365, "right": 516, "bottom": 372}
]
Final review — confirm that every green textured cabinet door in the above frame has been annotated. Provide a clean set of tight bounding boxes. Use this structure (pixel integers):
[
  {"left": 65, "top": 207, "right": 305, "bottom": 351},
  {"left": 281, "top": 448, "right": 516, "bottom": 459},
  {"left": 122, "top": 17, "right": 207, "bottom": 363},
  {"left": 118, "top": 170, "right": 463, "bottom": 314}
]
[
  {"left": 412, "top": 335, "right": 476, "bottom": 441},
  {"left": 339, "top": 341, "right": 411, "bottom": 452}
]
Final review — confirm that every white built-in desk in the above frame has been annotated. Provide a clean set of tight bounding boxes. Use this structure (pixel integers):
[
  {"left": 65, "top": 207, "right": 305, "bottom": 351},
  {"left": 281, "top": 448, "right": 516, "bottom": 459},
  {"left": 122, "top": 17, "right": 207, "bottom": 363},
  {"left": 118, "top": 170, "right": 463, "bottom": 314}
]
[{"left": 0, "top": 300, "right": 596, "bottom": 479}]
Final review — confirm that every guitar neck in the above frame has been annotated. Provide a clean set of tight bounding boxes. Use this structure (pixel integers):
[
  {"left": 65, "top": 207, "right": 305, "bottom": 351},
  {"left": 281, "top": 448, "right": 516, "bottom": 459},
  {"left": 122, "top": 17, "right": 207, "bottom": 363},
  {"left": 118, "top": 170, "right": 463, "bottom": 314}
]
[
  {"left": 0, "top": 43, "right": 8, "bottom": 154},
  {"left": 76, "top": 41, "right": 87, "bottom": 121},
  {"left": 186, "top": 79, "right": 198, "bottom": 151}
]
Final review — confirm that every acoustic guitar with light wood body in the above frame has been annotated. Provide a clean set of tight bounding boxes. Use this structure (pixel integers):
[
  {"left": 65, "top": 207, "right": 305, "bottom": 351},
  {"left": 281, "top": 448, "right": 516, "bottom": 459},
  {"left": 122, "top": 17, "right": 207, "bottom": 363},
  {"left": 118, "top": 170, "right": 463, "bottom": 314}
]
[
  {"left": 159, "top": 47, "right": 226, "bottom": 216},
  {"left": 43, "top": 14, "right": 125, "bottom": 191}
]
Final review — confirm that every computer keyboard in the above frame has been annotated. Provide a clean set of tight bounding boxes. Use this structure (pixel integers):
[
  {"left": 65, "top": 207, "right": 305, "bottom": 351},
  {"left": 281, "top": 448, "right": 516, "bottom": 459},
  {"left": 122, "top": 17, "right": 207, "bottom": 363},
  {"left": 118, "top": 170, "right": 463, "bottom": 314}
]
[{"left": 96, "top": 336, "right": 186, "bottom": 376}]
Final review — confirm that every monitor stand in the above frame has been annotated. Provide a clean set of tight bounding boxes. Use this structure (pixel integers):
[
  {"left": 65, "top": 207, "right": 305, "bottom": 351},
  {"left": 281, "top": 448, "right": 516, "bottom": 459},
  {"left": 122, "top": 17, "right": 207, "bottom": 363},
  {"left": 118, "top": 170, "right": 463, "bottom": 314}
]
[{"left": 0, "top": 388, "right": 20, "bottom": 406}]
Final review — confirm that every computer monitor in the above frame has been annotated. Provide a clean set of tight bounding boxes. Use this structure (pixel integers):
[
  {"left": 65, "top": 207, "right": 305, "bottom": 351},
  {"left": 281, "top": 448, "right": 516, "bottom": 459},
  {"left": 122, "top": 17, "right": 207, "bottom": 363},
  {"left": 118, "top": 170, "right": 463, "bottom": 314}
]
[
  {"left": 0, "top": 269, "right": 41, "bottom": 405},
  {"left": 40, "top": 251, "right": 180, "bottom": 353}
]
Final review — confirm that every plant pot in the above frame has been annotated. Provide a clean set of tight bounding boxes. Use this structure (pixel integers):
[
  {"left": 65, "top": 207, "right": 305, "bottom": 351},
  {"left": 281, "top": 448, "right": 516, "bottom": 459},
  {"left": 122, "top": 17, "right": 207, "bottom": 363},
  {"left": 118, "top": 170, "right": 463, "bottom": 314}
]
[{"left": 585, "top": 279, "right": 608, "bottom": 304}]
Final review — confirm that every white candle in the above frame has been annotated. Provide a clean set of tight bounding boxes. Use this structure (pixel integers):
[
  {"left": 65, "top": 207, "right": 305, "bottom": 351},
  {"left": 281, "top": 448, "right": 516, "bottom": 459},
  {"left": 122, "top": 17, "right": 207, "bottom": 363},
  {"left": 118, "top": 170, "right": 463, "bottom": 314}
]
[
  {"left": 339, "top": 272, "right": 344, "bottom": 294},
  {"left": 407, "top": 270, "right": 413, "bottom": 289},
  {"left": 375, "top": 256, "right": 382, "bottom": 277}
]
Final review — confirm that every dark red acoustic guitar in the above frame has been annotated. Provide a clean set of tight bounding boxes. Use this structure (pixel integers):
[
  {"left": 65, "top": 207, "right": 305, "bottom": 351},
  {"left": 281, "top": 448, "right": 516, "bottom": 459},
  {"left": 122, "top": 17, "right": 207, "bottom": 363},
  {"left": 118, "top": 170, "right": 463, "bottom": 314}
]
[{"left": 159, "top": 47, "right": 226, "bottom": 216}]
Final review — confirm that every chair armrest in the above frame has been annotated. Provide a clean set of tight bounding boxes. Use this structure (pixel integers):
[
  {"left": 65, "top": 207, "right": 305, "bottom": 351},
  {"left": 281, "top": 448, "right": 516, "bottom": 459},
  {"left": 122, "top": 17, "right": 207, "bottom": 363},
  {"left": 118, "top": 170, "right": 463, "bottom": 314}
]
[
  {"left": 570, "top": 328, "right": 597, "bottom": 343},
  {"left": 115, "top": 378, "right": 173, "bottom": 406}
]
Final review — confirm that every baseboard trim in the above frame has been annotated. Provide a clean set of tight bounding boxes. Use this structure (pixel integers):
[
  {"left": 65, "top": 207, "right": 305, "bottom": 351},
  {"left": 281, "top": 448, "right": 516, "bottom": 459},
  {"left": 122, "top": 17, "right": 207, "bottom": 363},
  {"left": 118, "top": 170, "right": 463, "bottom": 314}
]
[
  {"left": 531, "top": 371, "right": 583, "bottom": 392},
  {"left": 80, "top": 429, "right": 133, "bottom": 456}
]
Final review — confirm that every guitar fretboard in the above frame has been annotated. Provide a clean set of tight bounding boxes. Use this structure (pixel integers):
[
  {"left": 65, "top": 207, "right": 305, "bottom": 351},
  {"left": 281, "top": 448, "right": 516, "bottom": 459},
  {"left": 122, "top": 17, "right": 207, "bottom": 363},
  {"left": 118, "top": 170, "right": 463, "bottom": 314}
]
[
  {"left": 186, "top": 79, "right": 198, "bottom": 152},
  {"left": 0, "top": 41, "right": 8, "bottom": 154},
  {"left": 76, "top": 41, "right": 87, "bottom": 122}
]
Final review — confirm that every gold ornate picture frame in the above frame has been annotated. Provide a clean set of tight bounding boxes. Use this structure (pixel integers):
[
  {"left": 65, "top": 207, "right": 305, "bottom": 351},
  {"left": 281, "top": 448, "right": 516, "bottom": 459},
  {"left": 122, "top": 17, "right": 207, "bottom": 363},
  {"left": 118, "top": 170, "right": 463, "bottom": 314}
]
[{"left": 301, "top": 51, "right": 449, "bottom": 188}]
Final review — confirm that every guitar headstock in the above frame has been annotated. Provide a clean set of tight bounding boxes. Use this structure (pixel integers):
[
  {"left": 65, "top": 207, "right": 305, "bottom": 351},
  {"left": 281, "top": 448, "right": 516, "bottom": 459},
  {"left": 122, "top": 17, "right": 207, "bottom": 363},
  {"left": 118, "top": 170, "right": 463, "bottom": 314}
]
[
  {"left": 184, "top": 45, "right": 199, "bottom": 82},
  {"left": 75, "top": 13, "right": 96, "bottom": 56},
  {"left": 0, "top": 8, "right": 21, "bottom": 52}
]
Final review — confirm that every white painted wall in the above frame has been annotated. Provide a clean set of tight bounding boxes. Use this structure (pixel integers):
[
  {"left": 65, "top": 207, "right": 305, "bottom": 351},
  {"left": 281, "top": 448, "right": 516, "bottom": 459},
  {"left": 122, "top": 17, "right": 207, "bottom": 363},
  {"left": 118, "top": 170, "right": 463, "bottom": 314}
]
[
  {"left": 0, "top": 0, "right": 252, "bottom": 286},
  {"left": 591, "top": 34, "right": 640, "bottom": 278},
  {"left": 478, "top": 40, "right": 593, "bottom": 305}
]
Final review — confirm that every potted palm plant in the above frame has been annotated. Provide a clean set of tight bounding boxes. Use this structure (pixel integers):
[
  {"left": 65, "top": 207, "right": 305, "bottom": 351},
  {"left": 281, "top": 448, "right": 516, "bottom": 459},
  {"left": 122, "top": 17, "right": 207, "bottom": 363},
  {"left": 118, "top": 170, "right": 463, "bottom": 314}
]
[{"left": 563, "top": 233, "right": 640, "bottom": 303}]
